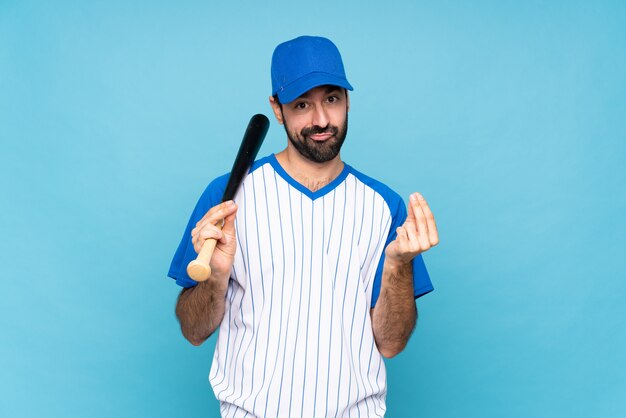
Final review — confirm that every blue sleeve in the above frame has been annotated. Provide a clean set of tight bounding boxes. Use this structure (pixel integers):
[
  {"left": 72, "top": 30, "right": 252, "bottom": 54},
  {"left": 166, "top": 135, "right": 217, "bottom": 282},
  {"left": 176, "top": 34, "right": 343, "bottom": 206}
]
[
  {"left": 167, "top": 174, "right": 229, "bottom": 288},
  {"left": 370, "top": 195, "right": 434, "bottom": 308}
]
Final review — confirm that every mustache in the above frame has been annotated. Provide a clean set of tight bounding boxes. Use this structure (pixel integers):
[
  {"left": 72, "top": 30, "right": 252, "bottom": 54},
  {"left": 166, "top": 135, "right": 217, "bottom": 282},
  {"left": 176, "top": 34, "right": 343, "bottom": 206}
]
[{"left": 301, "top": 124, "right": 339, "bottom": 138}]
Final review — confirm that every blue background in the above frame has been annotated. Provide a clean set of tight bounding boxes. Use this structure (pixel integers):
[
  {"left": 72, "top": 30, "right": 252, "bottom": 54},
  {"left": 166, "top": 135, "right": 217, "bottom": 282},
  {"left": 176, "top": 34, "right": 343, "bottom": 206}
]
[{"left": 1, "top": 1, "right": 625, "bottom": 417}]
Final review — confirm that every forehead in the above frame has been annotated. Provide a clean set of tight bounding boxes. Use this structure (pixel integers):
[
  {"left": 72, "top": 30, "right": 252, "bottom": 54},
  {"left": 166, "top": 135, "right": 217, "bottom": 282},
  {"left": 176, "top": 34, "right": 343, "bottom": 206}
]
[{"left": 297, "top": 85, "right": 344, "bottom": 100}]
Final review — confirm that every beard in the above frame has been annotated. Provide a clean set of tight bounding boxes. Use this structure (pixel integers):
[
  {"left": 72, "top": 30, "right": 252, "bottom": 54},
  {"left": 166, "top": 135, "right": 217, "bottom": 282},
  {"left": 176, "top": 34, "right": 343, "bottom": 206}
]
[{"left": 283, "top": 114, "right": 348, "bottom": 163}]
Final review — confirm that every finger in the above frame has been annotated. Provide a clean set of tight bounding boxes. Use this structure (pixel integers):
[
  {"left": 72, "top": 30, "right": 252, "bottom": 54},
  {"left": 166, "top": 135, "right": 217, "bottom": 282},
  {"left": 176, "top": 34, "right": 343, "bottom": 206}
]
[
  {"left": 402, "top": 195, "right": 418, "bottom": 248},
  {"left": 209, "top": 200, "right": 237, "bottom": 225},
  {"left": 193, "top": 225, "right": 223, "bottom": 253},
  {"left": 416, "top": 193, "right": 439, "bottom": 246},
  {"left": 199, "top": 224, "right": 223, "bottom": 241},
  {"left": 194, "top": 204, "right": 233, "bottom": 237},
  {"left": 403, "top": 218, "right": 421, "bottom": 249},
  {"left": 396, "top": 226, "right": 408, "bottom": 244},
  {"left": 199, "top": 200, "right": 237, "bottom": 226},
  {"left": 405, "top": 196, "right": 416, "bottom": 222},
  {"left": 396, "top": 226, "right": 411, "bottom": 252},
  {"left": 410, "top": 193, "right": 431, "bottom": 250}
]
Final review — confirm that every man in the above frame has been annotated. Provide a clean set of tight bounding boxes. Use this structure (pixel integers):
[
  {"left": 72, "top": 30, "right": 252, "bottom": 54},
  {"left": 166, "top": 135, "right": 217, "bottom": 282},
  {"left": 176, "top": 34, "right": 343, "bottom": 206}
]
[{"left": 168, "top": 35, "right": 439, "bottom": 417}]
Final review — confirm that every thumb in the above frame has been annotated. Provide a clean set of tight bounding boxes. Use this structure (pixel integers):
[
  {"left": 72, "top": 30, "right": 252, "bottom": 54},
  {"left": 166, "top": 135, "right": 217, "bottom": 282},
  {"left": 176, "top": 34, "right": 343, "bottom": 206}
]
[{"left": 405, "top": 194, "right": 416, "bottom": 224}]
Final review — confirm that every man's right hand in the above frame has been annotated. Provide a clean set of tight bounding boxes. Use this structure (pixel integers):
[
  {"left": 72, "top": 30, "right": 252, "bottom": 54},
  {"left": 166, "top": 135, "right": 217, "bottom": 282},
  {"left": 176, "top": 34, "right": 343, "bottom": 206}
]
[{"left": 190, "top": 200, "right": 238, "bottom": 282}]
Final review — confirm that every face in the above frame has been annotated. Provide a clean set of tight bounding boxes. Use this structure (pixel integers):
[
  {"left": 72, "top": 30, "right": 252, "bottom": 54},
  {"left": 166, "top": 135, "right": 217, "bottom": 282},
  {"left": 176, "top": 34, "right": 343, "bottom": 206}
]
[{"left": 271, "top": 85, "right": 349, "bottom": 163}]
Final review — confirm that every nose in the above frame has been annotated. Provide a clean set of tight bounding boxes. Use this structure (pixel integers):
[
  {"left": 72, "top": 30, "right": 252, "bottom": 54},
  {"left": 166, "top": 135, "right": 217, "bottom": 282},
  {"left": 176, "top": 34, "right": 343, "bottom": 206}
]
[{"left": 311, "top": 104, "right": 329, "bottom": 128}]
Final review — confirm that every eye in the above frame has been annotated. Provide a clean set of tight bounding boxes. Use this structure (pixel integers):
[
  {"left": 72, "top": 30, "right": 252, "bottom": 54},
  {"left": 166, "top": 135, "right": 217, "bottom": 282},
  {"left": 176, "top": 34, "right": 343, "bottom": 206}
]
[
  {"left": 327, "top": 95, "right": 340, "bottom": 103},
  {"left": 294, "top": 101, "right": 308, "bottom": 110}
]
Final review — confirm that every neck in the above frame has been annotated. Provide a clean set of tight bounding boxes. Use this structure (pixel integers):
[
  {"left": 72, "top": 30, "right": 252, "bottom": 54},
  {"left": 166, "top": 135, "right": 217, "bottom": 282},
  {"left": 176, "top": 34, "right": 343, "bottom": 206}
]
[{"left": 275, "top": 146, "right": 344, "bottom": 192}]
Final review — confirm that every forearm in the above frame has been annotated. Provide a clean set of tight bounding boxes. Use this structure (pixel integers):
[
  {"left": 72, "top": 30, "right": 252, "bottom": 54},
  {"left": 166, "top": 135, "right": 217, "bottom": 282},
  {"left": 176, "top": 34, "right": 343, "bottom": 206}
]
[
  {"left": 371, "top": 260, "right": 417, "bottom": 358},
  {"left": 175, "top": 277, "right": 229, "bottom": 346}
]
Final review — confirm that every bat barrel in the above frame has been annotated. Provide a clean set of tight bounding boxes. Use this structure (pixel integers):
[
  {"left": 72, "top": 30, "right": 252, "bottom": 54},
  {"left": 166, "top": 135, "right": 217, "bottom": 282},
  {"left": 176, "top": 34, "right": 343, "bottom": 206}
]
[{"left": 222, "top": 114, "right": 270, "bottom": 202}]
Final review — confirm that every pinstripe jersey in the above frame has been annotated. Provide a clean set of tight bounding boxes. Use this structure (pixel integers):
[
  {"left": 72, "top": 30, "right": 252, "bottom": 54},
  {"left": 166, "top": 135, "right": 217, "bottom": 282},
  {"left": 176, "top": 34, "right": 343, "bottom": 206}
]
[{"left": 169, "top": 154, "right": 434, "bottom": 418}]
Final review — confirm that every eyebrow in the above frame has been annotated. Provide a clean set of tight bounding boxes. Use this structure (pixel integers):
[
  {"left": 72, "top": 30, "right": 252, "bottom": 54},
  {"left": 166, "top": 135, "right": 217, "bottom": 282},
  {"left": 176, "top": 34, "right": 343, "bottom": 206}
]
[{"left": 298, "top": 86, "right": 342, "bottom": 99}]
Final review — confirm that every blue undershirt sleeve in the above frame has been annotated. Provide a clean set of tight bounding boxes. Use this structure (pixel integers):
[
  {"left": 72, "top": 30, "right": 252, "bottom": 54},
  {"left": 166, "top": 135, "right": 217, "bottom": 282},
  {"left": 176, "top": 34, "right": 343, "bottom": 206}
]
[
  {"left": 167, "top": 174, "right": 228, "bottom": 288},
  {"left": 370, "top": 195, "right": 434, "bottom": 308}
]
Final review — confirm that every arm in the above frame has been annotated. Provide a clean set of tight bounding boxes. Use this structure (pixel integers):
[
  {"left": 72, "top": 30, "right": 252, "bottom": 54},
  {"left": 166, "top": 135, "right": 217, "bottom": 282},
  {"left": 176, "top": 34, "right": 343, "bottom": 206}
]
[
  {"left": 174, "top": 200, "right": 238, "bottom": 346},
  {"left": 370, "top": 260, "right": 417, "bottom": 358},
  {"left": 371, "top": 192, "right": 439, "bottom": 358},
  {"left": 176, "top": 278, "right": 229, "bottom": 346}
]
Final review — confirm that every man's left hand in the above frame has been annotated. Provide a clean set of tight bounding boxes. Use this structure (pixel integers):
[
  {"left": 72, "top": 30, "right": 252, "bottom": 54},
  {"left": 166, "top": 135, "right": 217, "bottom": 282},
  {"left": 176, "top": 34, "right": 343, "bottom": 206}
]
[{"left": 385, "top": 192, "right": 439, "bottom": 264}]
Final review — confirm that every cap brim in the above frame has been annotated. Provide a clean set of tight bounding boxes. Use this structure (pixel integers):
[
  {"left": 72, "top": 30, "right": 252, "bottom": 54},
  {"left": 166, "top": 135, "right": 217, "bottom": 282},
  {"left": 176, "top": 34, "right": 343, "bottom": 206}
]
[{"left": 277, "top": 72, "right": 354, "bottom": 104}]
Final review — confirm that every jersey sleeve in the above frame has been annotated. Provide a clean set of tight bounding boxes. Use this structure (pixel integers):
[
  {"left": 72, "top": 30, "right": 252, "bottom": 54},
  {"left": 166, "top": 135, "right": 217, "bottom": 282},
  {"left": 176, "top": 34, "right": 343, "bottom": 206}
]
[
  {"left": 370, "top": 195, "right": 434, "bottom": 308},
  {"left": 167, "top": 174, "right": 229, "bottom": 288}
]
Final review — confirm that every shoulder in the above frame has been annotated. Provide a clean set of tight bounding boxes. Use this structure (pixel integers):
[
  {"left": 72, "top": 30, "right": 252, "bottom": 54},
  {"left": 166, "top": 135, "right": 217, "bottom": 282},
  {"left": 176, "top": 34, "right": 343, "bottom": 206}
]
[
  {"left": 346, "top": 165, "right": 405, "bottom": 214},
  {"left": 248, "top": 154, "right": 274, "bottom": 175},
  {"left": 198, "top": 171, "right": 229, "bottom": 205}
]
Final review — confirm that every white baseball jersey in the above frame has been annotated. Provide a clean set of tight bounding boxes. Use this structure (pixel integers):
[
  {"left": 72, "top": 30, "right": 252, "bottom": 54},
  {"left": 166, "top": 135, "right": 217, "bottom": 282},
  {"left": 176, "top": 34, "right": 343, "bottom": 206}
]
[{"left": 169, "top": 154, "right": 433, "bottom": 417}]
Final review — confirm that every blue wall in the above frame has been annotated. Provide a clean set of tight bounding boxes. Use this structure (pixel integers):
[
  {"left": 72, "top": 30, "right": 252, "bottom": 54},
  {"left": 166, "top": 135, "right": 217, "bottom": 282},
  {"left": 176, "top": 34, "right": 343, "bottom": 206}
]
[{"left": 1, "top": 1, "right": 625, "bottom": 417}]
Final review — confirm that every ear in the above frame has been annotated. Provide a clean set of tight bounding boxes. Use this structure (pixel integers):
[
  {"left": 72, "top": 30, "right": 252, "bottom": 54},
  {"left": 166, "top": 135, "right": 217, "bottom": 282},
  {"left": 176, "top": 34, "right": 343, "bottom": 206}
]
[
  {"left": 269, "top": 96, "right": 284, "bottom": 125},
  {"left": 346, "top": 90, "right": 350, "bottom": 113}
]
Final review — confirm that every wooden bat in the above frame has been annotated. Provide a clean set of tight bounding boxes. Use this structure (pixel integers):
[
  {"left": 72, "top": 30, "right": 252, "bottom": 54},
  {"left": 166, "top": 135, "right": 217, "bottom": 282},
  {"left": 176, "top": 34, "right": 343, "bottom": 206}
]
[{"left": 186, "top": 114, "right": 270, "bottom": 282}]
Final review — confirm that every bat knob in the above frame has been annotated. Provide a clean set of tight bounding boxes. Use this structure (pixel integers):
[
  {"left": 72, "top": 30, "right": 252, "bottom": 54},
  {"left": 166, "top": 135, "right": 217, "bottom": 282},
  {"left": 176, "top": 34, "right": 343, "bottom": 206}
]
[{"left": 187, "top": 260, "right": 212, "bottom": 282}]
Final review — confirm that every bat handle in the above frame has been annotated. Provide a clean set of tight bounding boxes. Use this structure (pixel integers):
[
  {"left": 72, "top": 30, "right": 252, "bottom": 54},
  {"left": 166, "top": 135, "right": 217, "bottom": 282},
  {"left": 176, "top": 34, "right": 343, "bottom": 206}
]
[
  {"left": 186, "top": 238, "right": 217, "bottom": 282},
  {"left": 187, "top": 213, "right": 227, "bottom": 283},
  {"left": 187, "top": 218, "right": 225, "bottom": 281}
]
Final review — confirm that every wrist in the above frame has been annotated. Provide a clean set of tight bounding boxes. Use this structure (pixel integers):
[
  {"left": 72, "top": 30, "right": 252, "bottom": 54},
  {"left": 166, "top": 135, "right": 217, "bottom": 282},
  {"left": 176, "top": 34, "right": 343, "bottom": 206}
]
[
  {"left": 384, "top": 257, "right": 412, "bottom": 276},
  {"left": 384, "top": 257, "right": 411, "bottom": 274},
  {"left": 381, "top": 257, "right": 414, "bottom": 295}
]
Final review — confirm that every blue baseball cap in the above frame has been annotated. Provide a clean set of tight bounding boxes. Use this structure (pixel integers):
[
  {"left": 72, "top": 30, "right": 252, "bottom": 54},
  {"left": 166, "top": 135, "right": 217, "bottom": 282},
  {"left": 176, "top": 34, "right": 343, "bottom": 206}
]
[{"left": 271, "top": 36, "right": 354, "bottom": 104}]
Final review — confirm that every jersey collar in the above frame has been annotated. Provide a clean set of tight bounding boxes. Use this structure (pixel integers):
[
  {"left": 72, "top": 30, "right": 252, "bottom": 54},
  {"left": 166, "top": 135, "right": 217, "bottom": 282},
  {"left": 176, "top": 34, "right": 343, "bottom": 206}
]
[{"left": 268, "top": 153, "right": 352, "bottom": 200}]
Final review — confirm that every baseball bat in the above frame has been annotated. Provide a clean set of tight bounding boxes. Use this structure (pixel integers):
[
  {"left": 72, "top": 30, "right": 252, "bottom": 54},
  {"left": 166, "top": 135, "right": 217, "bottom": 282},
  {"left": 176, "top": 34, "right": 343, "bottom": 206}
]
[{"left": 186, "top": 114, "right": 270, "bottom": 282}]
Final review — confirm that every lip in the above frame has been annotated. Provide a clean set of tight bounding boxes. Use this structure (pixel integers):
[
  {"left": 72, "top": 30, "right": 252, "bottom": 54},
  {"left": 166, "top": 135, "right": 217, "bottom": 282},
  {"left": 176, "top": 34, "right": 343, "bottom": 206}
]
[{"left": 309, "top": 133, "right": 334, "bottom": 141}]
